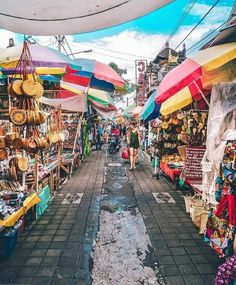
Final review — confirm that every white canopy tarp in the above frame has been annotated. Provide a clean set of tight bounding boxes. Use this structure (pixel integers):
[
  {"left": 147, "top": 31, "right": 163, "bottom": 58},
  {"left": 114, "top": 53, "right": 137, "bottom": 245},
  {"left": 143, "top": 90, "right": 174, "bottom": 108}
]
[
  {"left": 93, "top": 106, "right": 116, "bottom": 120},
  {"left": 0, "top": 0, "right": 173, "bottom": 35},
  {"left": 40, "top": 94, "right": 88, "bottom": 113},
  {"left": 206, "top": 82, "right": 236, "bottom": 171}
]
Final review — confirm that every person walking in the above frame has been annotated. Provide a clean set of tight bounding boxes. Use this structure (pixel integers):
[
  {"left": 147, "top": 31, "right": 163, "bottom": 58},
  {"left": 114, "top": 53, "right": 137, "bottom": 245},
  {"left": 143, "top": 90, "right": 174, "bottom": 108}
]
[{"left": 127, "top": 123, "right": 140, "bottom": 171}]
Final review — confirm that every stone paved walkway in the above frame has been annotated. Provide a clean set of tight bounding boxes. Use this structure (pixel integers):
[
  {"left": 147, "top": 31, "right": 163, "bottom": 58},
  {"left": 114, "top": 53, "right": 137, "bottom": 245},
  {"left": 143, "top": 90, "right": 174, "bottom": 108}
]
[
  {"left": 129, "top": 156, "right": 221, "bottom": 285},
  {"left": 0, "top": 151, "right": 104, "bottom": 285},
  {"left": 0, "top": 150, "right": 221, "bottom": 285}
]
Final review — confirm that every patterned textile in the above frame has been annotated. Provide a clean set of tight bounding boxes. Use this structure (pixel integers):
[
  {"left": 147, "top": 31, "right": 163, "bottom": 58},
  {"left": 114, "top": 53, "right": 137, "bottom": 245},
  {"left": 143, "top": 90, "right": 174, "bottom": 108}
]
[
  {"left": 215, "top": 255, "right": 236, "bottom": 285},
  {"left": 204, "top": 214, "right": 236, "bottom": 257}
]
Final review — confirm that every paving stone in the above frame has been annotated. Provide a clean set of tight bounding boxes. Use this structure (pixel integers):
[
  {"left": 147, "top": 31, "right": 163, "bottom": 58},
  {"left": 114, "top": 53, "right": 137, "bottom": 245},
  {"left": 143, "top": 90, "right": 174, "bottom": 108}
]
[
  {"left": 165, "top": 275, "right": 185, "bottom": 285},
  {"left": 31, "top": 277, "right": 52, "bottom": 285},
  {"left": 57, "top": 256, "right": 77, "bottom": 267},
  {"left": 196, "top": 264, "right": 216, "bottom": 274},
  {"left": 49, "top": 241, "right": 66, "bottom": 249},
  {"left": 183, "top": 274, "right": 205, "bottom": 285},
  {"left": 39, "top": 235, "right": 54, "bottom": 242},
  {"left": 178, "top": 264, "right": 199, "bottom": 275},
  {"left": 160, "top": 265, "right": 180, "bottom": 276},
  {"left": 170, "top": 247, "right": 187, "bottom": 256},
  {"left": 16, "top": 266, "right": 38, "bottom": 277},
  {"left": 201, "top": 274, "right": 216, "bottom": 285},
  {"left": 51, "top": 277, "right": 73, "bottom": 285},
  {"left": 46, "top": 249, "right": 62, "bottom": 256},
  {"left": 42, "top": 256, "right": 59, "bottom": 266},
  {"left": 174, "top": 255, "right": 192, "bottom": 265},
  {"left": 35, "top": 266, "right": 55, "bottom": 277},
  {"left": 185, "top": 247, "right": 203, "bottom": 255},
  {"left": 13, "top": 277, "right": 33, "bottom": 284},
  {"left": 166, "top": 239, "right": 182, "bottom": 247},
  {"left": 158, "top": 255, "right": 175, "bottom": 265},
  {"left": 190, "top": 254, "right": 209, "bottom": 264},
  {"left": 24, "top": 257, "right": 43, "bottom": 266},
  {"left": 54, "top": 266, "right": 75, "bottom": 278},
  {"left": 30, "top": 249, "right": 47, "bottom": 257},
  {"left": 155, "top": 247, "right": 171, "bottom": 256},
  {"left": 35, "top": 241, "right": 51, "bottom": 249}
]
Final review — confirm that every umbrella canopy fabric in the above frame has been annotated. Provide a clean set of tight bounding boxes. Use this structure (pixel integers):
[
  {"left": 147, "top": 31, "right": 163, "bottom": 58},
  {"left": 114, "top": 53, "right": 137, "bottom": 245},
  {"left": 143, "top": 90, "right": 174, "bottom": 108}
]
[
  {"left": 139, "top": 90, "right": 161, "bottom": 121},
  {"left": 40, "top": 93, "right": 87, "bottom": 112},
  {"left": 0, "top": 0, "right": 173, "bottom": 35},
  {"left": 123, "top": 103, "right": 136, "bottom": 118},
  {"left": 0, "top": 43, "right": 80, "bottom": 75},
  {"left": 155, "top": 43, "right": 236, "bottom": 104},
  {"left": 132, "top": 105, "right": 143, "bottom": 117},
  {"left": 87, "top": 88, "right": 116, "bottom": 110},
  {"left": 64, "top": 59, "right": 125, "bottom": 92}
]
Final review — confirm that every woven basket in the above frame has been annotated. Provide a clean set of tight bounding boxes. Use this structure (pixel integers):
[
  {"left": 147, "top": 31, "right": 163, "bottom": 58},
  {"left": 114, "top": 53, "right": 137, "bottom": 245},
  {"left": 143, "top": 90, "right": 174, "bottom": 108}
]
[
  {"left": 199, "top": 210, "right": 209, "bottom": 234},
  {"left": 177, "top": 145, "right": 186, "bottom": 161},
  {"left": 184, "top": 195, "right": 193, "bottom": 213}
]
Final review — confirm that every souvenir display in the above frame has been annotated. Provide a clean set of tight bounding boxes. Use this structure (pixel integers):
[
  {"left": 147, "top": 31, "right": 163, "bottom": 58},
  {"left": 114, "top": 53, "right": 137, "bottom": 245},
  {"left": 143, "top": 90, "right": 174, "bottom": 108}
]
[{"left": 61, "top": 112, "right": 79, "bottom": 149}]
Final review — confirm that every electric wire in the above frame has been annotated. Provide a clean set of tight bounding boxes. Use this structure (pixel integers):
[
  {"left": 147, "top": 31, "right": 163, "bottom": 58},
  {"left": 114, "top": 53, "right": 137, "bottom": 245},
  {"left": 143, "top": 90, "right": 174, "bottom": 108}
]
[
  {"left": 71, "top": 40, "right": 155, "bottom": 60},
  {"left": 168, "top": 0, "right": 198, "bottom": 42},
  {"left": 174, "top": 0, "right": 221, "bottom": 50},
  {"left": 186, "top": 18, "right": 229, "bottom": 55}
]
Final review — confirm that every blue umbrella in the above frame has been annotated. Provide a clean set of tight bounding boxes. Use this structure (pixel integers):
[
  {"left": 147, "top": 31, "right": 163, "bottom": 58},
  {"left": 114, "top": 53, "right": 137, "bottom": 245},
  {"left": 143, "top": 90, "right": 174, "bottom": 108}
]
[{"left": 140, "top": 90, "right": 161, "bottom": 121}]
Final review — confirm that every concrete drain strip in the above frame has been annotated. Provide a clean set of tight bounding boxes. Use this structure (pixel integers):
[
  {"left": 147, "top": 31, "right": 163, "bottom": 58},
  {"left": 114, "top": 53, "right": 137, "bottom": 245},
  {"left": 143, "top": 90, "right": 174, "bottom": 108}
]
[{"left": 90, "top": 157, "right": 165, "bottom": 285}]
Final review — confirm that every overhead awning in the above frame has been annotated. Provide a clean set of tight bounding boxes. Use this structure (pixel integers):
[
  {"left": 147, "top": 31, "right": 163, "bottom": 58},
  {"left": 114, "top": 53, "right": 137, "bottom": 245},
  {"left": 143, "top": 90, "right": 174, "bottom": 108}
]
[
  {"left": 0, "top": 0, "right": 174, "bottom": 35},
  {"left": 40, "top": 94, "right": 88, "bottom": 112}
]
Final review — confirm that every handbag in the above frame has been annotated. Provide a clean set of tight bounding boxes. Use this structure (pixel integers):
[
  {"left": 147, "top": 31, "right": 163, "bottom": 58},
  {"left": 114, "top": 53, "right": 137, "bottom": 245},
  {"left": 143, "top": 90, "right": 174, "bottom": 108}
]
[
  {"left": 189, "top": 194, "right": 203, "bottom": 217},
  {"left": 199, "top": 210, "right": 209, "bottom": 234},
  {"left": 191, "top": 201, "right": 206, "bottom": 228}
]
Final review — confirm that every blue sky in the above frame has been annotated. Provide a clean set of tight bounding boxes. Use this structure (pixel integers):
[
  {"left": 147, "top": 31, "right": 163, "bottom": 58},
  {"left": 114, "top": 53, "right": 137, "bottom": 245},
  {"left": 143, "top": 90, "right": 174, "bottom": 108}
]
[{"left": 73, "top": 0, "right": 235, "bottom": 42}]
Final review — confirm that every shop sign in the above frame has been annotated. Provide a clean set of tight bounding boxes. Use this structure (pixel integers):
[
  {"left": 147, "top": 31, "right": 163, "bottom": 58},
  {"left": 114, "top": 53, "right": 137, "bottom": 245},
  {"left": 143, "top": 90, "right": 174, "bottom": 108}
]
[
  {"left": 135, "top": 60, "right": 147, "bottom": 103},
  {"left": 185, "top": 146, "right": 206, "bottom": 181}
]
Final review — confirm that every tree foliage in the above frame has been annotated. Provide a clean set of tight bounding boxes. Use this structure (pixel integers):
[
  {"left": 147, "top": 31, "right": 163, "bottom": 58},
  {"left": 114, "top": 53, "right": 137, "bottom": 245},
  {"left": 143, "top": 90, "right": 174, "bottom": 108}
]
[{"left": 108, "top": 62, "right": 127, "bottom": 76}]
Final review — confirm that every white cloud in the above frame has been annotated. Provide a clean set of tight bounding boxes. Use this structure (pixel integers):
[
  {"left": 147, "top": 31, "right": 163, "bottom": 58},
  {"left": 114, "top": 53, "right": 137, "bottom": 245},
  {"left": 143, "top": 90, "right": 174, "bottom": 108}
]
[{"left": 190, "top": 3, "right": 232, "bottom": 23}]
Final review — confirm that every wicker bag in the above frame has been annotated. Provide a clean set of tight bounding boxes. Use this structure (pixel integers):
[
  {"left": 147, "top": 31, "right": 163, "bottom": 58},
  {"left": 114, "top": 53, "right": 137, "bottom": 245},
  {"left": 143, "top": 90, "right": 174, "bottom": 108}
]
[
  {"left": 199, "top": 210, "right": 209, "bottom": 234},
  {"left": 184, "top": 195, "right": 193, "bottom": 213},
  {"left": 189, "top": 194, "right": 202, "bottom": 217}
]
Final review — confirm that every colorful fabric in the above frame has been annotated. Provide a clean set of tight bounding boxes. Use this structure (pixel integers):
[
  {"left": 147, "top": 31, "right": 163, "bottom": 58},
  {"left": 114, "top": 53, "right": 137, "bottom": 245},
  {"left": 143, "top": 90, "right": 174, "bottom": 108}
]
[
  {"left": 204, "top": 214, "right": 236, "bottom": 257},
  {"left": 215, "top": 255, "right": 236, "bottom": 285},
  {"left": 215, "top": 195, "right": 236, "bottom": 226}
]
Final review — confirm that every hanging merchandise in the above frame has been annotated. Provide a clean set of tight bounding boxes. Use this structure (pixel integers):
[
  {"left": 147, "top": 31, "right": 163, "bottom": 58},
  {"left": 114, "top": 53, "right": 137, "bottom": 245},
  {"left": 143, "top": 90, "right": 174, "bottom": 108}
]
[{"left": 82, "top": 121, "right": 91, "bottom": 157}]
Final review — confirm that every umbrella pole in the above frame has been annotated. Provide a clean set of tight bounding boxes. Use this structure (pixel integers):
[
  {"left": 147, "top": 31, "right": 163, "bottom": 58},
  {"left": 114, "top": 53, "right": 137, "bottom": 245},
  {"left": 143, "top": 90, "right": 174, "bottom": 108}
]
[{"left": 193, "top": 81, "right": 210, "bottom": 107}]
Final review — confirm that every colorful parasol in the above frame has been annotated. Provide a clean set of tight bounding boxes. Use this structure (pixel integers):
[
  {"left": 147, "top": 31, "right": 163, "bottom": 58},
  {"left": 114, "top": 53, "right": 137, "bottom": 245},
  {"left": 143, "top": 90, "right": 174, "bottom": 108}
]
[
  {"left": 0, "top": 43, "right": 81, "bottom": 75},
  {"left": 87, "top": 88, "right": 117, "bottom": 111},
  {"left": 139, "top": 90, "right": 161, "bottom": 121},
  {"left": 64, "top": 58, "right": 125, "bottom": 92},
  {"left": 155, "top": 43, "right": 236, "bottom": 114},
  {"left": 132, "top": 105, "right": 143, "bottom": 117}
]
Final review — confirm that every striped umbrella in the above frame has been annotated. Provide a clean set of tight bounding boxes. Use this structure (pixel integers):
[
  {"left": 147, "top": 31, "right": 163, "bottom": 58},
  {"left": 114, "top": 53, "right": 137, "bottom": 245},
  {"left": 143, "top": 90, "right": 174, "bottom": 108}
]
[
  {"left": 139, "top": 90, "right": 161, "bottom": 121},
  {"left": 0, "top": 43, "right": 80, "bottom": 75},
  {"left": 155, "top": 43, "right": 236, "bottom": 115},
  {"left": 64, "top": 58, "right": 125, "bottom": 92}
]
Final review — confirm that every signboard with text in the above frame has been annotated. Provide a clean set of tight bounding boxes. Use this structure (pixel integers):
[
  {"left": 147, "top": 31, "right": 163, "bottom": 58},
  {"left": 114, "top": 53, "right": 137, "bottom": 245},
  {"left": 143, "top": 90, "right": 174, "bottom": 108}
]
[
  {"left": 135, "top": 60, "right": 147, "bottom": 104},
  {"left": 185, "top": 146, "right": 205, "bottom": 181}
]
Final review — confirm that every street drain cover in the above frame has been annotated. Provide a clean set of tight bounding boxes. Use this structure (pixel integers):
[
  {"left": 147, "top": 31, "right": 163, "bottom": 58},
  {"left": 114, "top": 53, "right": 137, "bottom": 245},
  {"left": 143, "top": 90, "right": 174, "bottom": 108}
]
[{"left": 107, "top": 163, "right": 122, "bottom": 167}]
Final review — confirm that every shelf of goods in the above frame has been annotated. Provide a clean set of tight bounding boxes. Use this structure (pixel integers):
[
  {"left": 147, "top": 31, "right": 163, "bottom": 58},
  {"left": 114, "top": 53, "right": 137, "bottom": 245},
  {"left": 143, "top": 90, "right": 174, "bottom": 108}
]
[{"left": 60, "top": 151, "right": 80, "bottom": 176}]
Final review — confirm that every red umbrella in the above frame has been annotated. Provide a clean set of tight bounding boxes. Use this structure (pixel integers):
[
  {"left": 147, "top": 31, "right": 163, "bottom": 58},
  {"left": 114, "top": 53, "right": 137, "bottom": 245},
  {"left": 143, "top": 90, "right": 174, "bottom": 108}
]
[
  {"left": 64, "top": 58, "right": 125, "bottom": 92},
  {"left": 155, "top": 43, "right": 236, "bottom": 109}
]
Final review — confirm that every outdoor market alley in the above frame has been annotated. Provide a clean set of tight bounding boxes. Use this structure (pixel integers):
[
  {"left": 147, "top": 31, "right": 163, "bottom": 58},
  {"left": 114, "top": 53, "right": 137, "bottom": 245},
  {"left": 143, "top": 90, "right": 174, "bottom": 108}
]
[{"left": 0, "top": 150, "right": 221, "bottom": 285}]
